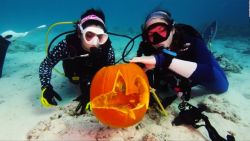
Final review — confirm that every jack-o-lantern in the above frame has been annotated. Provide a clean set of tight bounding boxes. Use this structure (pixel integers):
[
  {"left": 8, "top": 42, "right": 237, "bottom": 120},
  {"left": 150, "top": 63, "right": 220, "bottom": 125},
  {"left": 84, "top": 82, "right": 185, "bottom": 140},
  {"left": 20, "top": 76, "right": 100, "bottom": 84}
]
[{"left": 90, "top": 63, "right": 150, "bottom": 128}]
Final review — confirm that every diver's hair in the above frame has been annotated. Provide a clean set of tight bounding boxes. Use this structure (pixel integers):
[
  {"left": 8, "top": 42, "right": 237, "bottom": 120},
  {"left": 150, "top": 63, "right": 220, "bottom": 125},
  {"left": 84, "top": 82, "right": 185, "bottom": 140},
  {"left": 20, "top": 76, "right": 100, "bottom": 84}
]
[
  {"left": 80, "top": 8, "right": 105, "bottom": 23},
  {"left": 145, "top": 9, "right": 174, "bottom": 26},
  {"left": 75, "top": 8, "right": 107, "bottom": 32}
]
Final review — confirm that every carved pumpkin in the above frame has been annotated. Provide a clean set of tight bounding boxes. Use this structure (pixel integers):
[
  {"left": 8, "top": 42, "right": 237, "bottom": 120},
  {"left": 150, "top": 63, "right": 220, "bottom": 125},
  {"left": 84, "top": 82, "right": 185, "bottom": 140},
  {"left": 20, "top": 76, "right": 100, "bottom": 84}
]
[{"left": 90, "top": 63, "right": 150, "bottom": 128}]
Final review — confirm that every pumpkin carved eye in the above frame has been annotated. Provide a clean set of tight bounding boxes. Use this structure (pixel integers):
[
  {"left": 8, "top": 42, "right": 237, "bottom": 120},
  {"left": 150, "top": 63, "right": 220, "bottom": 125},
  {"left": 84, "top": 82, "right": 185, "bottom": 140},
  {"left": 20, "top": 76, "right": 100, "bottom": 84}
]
[
  {"left": 90, "top": 63, "right": 150, "bottom": 128},
  {"left": 114, "top": 71, "right": 126, "bottom": 94}
]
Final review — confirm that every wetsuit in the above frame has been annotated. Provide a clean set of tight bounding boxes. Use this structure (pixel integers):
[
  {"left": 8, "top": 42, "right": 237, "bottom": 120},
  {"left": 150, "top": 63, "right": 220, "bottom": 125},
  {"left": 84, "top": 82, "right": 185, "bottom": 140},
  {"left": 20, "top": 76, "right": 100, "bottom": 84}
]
[
  {"left": 0, "top": 36, "right": 11, "bottom": 78},
  {"left": 137, "top": 24, "right": 228, "bottom": 94},
  {"left": 39, "top": 33, "right": 115, "bottom": 97}
]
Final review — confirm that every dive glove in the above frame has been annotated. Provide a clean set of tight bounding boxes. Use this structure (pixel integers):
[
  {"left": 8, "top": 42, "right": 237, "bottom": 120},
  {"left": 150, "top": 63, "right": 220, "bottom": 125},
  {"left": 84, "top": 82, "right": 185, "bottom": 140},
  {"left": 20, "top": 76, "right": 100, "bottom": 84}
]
[
  {"left": 40, "top": 85, "right": 62, "bottom": 107},
  {"left": 73, "top": 94, "right": 90, "bottom": 114},
  {"left": 73, "top": 80, "right": 91, "bottom": 114},
  {"left": 154, "top": 48, "right": 177, "bottom": 68}
]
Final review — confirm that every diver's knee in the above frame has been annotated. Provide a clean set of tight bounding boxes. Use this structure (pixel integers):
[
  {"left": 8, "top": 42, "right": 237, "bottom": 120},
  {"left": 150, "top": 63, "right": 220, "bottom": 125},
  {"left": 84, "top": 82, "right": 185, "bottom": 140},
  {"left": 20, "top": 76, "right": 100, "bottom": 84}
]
[{"left": 211, "top": 81, "right": 229, "bottom": 94}]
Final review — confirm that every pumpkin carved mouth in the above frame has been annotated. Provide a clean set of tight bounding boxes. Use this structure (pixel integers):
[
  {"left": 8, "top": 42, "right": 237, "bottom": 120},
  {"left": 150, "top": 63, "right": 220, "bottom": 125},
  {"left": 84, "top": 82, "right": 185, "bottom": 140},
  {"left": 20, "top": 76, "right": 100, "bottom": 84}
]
[
  {"left": 90, "top": 63, "right": 150, "bottom": 128},
  {"left": 91, "top": 71, "right": 148, "bottom": 115}
]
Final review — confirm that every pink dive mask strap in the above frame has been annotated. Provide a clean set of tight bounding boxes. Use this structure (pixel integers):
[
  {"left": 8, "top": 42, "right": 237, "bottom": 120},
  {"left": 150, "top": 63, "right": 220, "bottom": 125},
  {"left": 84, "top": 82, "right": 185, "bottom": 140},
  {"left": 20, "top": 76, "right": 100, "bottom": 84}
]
[{"left": 79, "top": 15, "right": 105, "bottom": 25}]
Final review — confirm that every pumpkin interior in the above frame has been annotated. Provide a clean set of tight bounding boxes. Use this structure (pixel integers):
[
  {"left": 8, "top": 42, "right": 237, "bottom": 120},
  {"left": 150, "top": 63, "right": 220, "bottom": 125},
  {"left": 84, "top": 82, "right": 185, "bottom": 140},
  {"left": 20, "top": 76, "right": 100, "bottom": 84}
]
[{"left": 91, "top": 70, "right": 148, "bottom": 114}]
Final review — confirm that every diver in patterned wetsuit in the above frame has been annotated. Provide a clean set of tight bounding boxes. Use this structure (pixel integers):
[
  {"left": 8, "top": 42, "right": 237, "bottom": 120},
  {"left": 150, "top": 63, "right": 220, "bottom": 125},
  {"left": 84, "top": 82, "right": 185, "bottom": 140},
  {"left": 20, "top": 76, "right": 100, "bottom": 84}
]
[
  {"left": 39, "top": 9, "right": 115, "bottom": 114},
  {"left": 130, "top": 10, "right": 228, "bottom": 104}
]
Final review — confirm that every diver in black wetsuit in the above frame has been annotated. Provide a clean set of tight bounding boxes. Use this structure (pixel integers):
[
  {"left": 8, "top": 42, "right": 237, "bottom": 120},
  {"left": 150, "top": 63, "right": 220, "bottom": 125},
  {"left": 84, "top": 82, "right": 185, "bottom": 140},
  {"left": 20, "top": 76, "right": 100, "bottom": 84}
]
[
  {"left": 130, "top": 10, "right": 228, "bottom": 104},
  {"left": 39, "top": 8, "right": 115, "bottom": 114},
  {"left": 0, "top": 35, "right": 12, "bottom": 78}
]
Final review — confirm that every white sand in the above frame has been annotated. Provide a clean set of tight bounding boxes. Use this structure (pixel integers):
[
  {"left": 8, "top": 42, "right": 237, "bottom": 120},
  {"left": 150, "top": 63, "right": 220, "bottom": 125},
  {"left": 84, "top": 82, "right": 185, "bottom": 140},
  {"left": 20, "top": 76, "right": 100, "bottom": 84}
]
[{"left": 0, "top": 30, "right": 250, "bottom": 140}]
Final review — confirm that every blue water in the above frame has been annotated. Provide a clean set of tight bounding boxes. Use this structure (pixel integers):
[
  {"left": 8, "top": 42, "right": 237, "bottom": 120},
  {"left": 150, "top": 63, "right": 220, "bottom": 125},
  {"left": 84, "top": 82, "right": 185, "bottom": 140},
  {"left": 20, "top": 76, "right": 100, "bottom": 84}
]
[{"left": 1, "top": 0, "right": 249, "bottom": 34}]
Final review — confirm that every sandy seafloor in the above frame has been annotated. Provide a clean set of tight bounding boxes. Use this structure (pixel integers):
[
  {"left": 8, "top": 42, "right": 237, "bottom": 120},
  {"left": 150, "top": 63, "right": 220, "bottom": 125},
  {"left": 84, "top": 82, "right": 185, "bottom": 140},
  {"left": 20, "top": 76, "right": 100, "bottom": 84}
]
[{"left": 0, "top": 27, "right": 250, "bottom": 141}]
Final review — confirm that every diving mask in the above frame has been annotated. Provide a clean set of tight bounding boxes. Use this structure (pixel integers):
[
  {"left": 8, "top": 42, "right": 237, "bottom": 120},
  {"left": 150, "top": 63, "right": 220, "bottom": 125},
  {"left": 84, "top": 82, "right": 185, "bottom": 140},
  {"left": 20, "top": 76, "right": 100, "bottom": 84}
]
[
  {"left": 79, "top": 25, "right": 108, "bottom": 45},
  {"left": 145, "top": 22, "right": 172, "bottom": 45}
]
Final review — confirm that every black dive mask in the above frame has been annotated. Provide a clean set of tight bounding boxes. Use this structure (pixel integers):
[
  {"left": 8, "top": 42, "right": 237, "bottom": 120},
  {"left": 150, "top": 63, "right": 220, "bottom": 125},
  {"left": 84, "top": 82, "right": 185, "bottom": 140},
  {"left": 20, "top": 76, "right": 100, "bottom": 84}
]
[{"left": 145, "top": 23, "right": 172, "bottom": 45}]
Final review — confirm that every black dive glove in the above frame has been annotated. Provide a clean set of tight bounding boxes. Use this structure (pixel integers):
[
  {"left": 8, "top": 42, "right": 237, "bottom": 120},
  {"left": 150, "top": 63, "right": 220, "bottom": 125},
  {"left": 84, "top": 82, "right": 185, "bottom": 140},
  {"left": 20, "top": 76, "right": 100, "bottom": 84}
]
[
  {"left": 40, "top": 85, "right": 62, "bottom": 107},
  {"left": 73, "top": 80, "right": 91, "bottom": 114},
  {"left": 73, "top": 94, "right": 90, "bottom": 114},
  {"left": 154, "top": 48, "right": 177, "bottom": 68}
]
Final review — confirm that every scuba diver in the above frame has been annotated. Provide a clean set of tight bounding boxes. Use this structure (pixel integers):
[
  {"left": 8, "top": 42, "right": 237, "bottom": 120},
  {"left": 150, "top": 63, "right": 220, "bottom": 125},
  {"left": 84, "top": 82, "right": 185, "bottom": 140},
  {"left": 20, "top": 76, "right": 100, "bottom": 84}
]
[
  {"left": 130, "top": 10, "right": 229, "bottom": 105},
  {"left": 39, "top": 8, "right": 115, "bottom": 114}
]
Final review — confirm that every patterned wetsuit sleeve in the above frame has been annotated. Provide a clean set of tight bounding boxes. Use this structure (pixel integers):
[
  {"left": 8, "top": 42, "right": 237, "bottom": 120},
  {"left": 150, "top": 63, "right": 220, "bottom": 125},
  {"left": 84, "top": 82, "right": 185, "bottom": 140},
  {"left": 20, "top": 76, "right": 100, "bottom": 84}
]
[
  {"left": 107, "top": 47, "right": 115, "bottom": 65},
  {"left": 39, "top": 40, "right": 70, "bottom": 88}
]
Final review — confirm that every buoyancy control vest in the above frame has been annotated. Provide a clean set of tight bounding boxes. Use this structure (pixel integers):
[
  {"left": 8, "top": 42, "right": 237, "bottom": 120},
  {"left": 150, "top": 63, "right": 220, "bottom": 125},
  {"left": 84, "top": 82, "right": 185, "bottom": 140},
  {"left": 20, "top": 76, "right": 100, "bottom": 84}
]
[{"left": 63, "top": 33, "right": 103, "bottom": 82}]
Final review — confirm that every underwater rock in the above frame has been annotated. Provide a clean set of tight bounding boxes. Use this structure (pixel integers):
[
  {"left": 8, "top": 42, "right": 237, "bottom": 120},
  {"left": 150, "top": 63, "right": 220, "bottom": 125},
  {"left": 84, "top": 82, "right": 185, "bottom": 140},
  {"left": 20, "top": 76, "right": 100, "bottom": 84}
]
[
  {"left": 215, "top": 54, "right": 242, "bottom": 73},
  {"left": 26, "top": 102, "right": 151, "bottom": 140},
  {"left": 147, "top": 108, "right": 162, "bottom": 125},
  {"left": 1, "top": 30, "right": 28, "bottom": 42},
  {"left": 142, "top": 133, "right": 158, "bottom": 141},
  {"left": 27, "top": 120, "right": 67, "bottom": 141},
  {"left": 242, "top": 48, "right": 250, "bottom": 55},
  {"left": 26, "top": 101, "right": 212, "bottom": 141},
  {"left": 27, "top": 120, "right": 53, "bottom": 140},
  {"left": 27, "top": 102, "right": 124, "bottom": 140},
  {"left": 135, "top": 122, "right": 145, "bottom": 130},
  {"left": 8, "top": 40, "right": 37, "bottom": 52},
  {"left": 199, "top": 95, "right": 241, "bottom": 123}
]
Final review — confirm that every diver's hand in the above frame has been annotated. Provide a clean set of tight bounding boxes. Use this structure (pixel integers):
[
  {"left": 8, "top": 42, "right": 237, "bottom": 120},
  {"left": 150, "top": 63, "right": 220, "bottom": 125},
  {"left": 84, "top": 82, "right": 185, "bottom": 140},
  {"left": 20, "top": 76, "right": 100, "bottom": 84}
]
[
  {"left": 73, "top": 95, "right": 89, "bottom": 115},
  {"left": 130, "top": 56, "right": 156, "bottom": 71},
  {"left": 154, "top": 49, "right": 176, "bottom": 68},
  {"left": 40, "top": 85, "right": 62, "bottom": 107}
]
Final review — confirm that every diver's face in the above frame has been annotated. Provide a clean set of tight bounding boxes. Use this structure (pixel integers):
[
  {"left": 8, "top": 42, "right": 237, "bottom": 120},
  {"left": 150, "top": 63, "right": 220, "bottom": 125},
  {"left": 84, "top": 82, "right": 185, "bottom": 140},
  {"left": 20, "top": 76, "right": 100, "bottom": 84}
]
[
  {"left": 146, "top": 18, "right": 174, "bottom": 49},
  {"left": 79, "top": 25, "right": 108, "bottom": 52}
]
